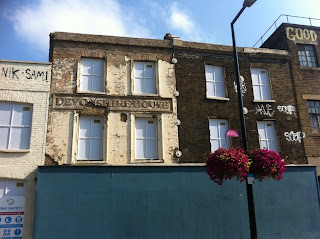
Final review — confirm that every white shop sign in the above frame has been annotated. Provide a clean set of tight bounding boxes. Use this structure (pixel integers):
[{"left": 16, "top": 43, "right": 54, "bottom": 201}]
[{"left": 0, "top": 181, "right": 25, "bottom": 239}]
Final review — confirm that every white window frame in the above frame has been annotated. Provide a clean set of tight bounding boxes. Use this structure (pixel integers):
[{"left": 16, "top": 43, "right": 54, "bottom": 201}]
[
  {"left": 133, "top": 61, "right": 157, "bottom": 95},
  {"left": 251, "top": 68, "right": 272, "bottom": 101},
  {"left": 205, "top": 65, "right": 227, "bottom": 99},
  {"left": 257, "top": 121, "right": 278, "bottom": 152},
  {"left": 78, "top": 58, "right": 105, "bottom": 93},
  {"left": 77, "top": 116, "right": 104, "bottom": 161},
  {"left": 131, "top": 114, "right": 163, "bottom": 163},
  {"left": 0, "top": 102, "right": 32, "bottom": 150},
  {"left": 209, "top": 119, "right": 230, "bottom": 152}
]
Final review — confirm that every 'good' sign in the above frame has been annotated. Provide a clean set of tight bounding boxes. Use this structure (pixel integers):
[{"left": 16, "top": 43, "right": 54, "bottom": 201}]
[{"left": 286, "top": 27, "right": 317, "bottom": 41}]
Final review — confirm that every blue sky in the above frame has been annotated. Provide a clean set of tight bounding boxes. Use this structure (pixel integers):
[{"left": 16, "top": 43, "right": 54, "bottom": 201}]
[{"left": 1, "top": 0, "right": 319, "bottom": 62}]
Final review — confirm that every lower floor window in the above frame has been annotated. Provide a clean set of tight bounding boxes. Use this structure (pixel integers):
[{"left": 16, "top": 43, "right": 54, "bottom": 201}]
[
  {"left": 135, "top": 118, "right": 157, "bottom": 160},
  {"left": 307, "top": 100, "right": 320, "bottom": 132},
  {"left": 209, "top": 119, "right": 230, "bottom": 152},
  {"left": 78, "top": 117, "right": 103, "bottom": 160},
  {"left": 257, "top": 121, "right": 278, "bottom": 152}
]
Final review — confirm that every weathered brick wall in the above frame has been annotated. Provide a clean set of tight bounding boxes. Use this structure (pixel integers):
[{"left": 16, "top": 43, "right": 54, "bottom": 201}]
[
  {"left": 47, "top": 33, "right": 179, "bottom": 165},
  {"left": 0, "top": 60, "right": 51, "bottom": 239},
  {"left": 174, "top": 43, "right": 306, "bottom": 163},
  {"left": 261, "top": 23, "right": 320, "bottom": 173}
]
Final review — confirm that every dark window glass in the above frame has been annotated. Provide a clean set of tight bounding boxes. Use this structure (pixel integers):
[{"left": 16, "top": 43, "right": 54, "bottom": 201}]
[
  {"left": 308, "top": 100, "right": 320, "bottom": 132},
  {"left": 298, "top": 45, "right": 318, "bottom": 67}
]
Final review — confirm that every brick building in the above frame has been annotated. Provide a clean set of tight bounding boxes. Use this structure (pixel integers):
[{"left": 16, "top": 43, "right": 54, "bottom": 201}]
[
  {"left": 46, "top": 32, "right": 179, "bottom": 165},
  {"left": 0, "top": 60, "right": 51, "bottom": 239},
  {"left": 262, "top": 23, "right": 320, "bottom": 174},
  {"left": 45, "top": 27, "right": 314, "bottom": 168}
]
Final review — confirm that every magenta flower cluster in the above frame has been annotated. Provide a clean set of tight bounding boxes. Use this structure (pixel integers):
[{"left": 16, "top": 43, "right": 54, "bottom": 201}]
[
  {"left": 206, "top": 148, "right": 250, "bottom": 185},
  {"left": 206, "top": 148, "right": 286, "bottom": 185},
  {"left": 250, "top": 148, "right": 286, "bottom": 181}
]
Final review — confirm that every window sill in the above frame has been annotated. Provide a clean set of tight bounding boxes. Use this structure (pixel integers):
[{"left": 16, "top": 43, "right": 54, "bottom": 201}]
[
  {"left": 73, "top": 160, "right": 106, "bottom": 165},
  {"left": 0, "top": 149, "right": 30, "bottom": 153},
  {"left": 300, "top": 66, "right": 320, "bottom": 71},
  {"left": 253, "top": 100, "right": 276, "bottom": 103},
  {"left": 132, "top": 93, "right": 160, "bottom": 97},
  {"left": 77, "top": 91, "right": 106, "bottom": 95},
  {"left": 131, "top": 159, "right": 164, "bottom": 164},
  {"left": 206, "top": 96, "right": 230, "bottom": 101}
]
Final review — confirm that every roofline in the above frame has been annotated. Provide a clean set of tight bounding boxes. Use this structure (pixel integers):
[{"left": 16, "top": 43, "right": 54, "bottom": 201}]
[{"left": 0, "top": 59, "right": 51, "bottom": 65}]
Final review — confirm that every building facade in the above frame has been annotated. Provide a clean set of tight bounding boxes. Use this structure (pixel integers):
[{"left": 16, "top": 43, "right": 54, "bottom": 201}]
[
  {"left": 262, "top": 23, "right": 320, "bottom": 174},
  {"left": 0, "top": 60, "right": 51, "bottom": 239},
  {"left": 46, "top": 32, "right": 179, "bottom": 165}
]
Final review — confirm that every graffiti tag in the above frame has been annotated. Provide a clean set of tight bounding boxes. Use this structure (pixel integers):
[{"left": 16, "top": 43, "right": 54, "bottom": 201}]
[
  {"left": 277, "top": 105, "right": 295, "bottom": 115},
  {"left": 1, "top": 67, "right": 49, "bottom": 81},
  {"left": 234, "top": 75, "right": 247, "bottom": 96},
  {"left": 284, "top": 131, "right": 305, "bottom": 143},
  {"left": 255, "top": 104, "right": 274, "bottom": 117}
]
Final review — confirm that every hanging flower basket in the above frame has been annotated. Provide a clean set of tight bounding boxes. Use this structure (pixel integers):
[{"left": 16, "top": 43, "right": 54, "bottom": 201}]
[
  {"left": 206, "top": 148, "right": 286, "bottom": 185},
  {"left": 249, "top": 148, "right": 286, "bottom": 181},
  {"left": 206, "top": 148, "right": 250, "bottom": 185}
]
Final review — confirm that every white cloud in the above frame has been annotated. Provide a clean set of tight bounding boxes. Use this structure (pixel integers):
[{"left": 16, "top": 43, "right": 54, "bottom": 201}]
[
  {"left": 170, "top": 3, "right": 195, "bottom": 35},
  {"left": 8, "top": 0, "right": 151, "bottom": 53}
]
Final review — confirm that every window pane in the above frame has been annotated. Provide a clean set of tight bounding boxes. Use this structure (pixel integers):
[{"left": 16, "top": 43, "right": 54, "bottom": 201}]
[
  {"left": 144, "top": 63, "right": 155, "bottom": 77},
  {"left": 260, "top": 72, "right": 269, "bottom": 85},
  {"left": 134, "top": 62, "right": 144, "bottom": 77},
  {"left": 215, "top": 82, "right": 225, "bottom": 98},
  {"left": 206, "top": 82, "right": 215, "bottom": 97},
  {"left": 268, "top": 140, "right": 278, "bottom": 152},
  {"left": 205, "top": 66, "right": 214, "bottom": 81},
  {"left": 10, "top": 127, "right": 31, "bottom": 149},
  {"left": 80, "top": 75, "right": 90, "bottom": 91},
  {"left": 135, "top": 119, "right": 146, "bottom": 138},
  {"left": 209, "top": 120, "right": 219, "bottom": 138},
  {"left": 251, "top": 69, "right": 260, "bottom": 85},
  {"left": 134, "top": 78, "right": 143, "bottom": 94},
  {"left": 214, "top": 67, "right": 224, "bottom": 82},
  {"left": 0, "top": 127, "right": 9, "bottom": 149},
  {"left": 257, "top": 122, "right": 266, "bottom": 140},
  {"left": 90, "top": 139, "right": 102, "bottom": 160},
  {"left": 91, "top": 119, "right": 103, "bottom": 137},
  {"left": 260, "top": 140, "right": 268, "bottom": 149},
  {"left": 146, "top": 139, "right": 157, "bottom": 159},
  {"left": 93, "top": 60, "right": 104, "bottom": 75},
  {"left": 210, "top": 140, "right": 219, "bottom": 152},
  {"left": 12, "top": 104, "right": 32, "bottom": 126},
  {"left": 0, "top": 103, "right": 12, "bottom": 125},
  {"left": 265, "top": 122, "right": 276, "bottom": 140},
  {"left": 78, "top": 139, "right": 90, "bottom": 160},
  {"left": 253, "top": 86, "right": 261, "bottom": 100},
  {"left": 146, "top": 120, "right": 156, "bottom": 138},
  {"left": 79, "top": 118, "right": 91, "bottom": 137},
  {"left": 81, "top": 59, "right": 93, "bottom": 75},
  {"left": 261, "top": 86, "right": 271, "bottom": 100},
  {"left": 135, "top": 139, "right": 146, "bottom": 159},
  {"left": 220, "top": 138, "right": 230, "bottom": 149},
  {"left": 92, "top": 76, "right": 104, "bottom": 92},
  {"left": 218, "top": 120, "right": 228, "bottom": 138},
  {"left": 144, "top": 78, "right": 156, "bottom": 94}
]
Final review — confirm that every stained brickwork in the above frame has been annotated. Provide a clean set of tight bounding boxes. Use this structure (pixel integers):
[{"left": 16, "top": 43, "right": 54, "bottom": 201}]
[
  {"left": 173, "top": 41, "right": 306, "bottom": 163},
  {"left": 262, "top": 23, "right": 320, "bottom": 174},
  {"left": 47, "top": 32, "right": 179, "bottom": 165}
]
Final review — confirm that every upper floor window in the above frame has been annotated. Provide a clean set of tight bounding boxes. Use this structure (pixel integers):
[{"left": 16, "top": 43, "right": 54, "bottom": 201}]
[
  {"left": 78, "top": 117, "right": 103, "bottom": 160},
  {"left": 298, "top": 44, "right": 318, "bottom": 67},
  {"left": 205, "top": 65, "right": 226, "bottom": 98},
  {"left": 209, "top": 119, "right": 230, "bottom": 152},
  {"left": 80, "top": 58, "right": 104, "bottom": 92},
  {"left": 307, "top": 100, "right": 320, "bottom": 132},
  {"left": 134, "top": 62, "right": 156, "bottom": 94},
  {"left": 135, "top": 118, "right": 157, "bottom": 160},
  {"left": 0, "top": 102, "right": 32, "bottom": 150},
  {"left": 251, "top": 68, "right": 272, "bottom": 101},
  {"left": 257, "top": 121, "right": 278, "bottom": 152}
]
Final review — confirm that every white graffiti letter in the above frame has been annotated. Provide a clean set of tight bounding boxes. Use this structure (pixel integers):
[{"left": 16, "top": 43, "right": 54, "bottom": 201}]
[{"left": 284, "top": 131, "right": 305, "bottom": 143}]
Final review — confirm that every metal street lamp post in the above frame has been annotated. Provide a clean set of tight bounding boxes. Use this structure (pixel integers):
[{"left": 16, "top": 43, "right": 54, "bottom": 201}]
[{"left": 231, "top": 0, "right": 258, "bottom": 239}]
